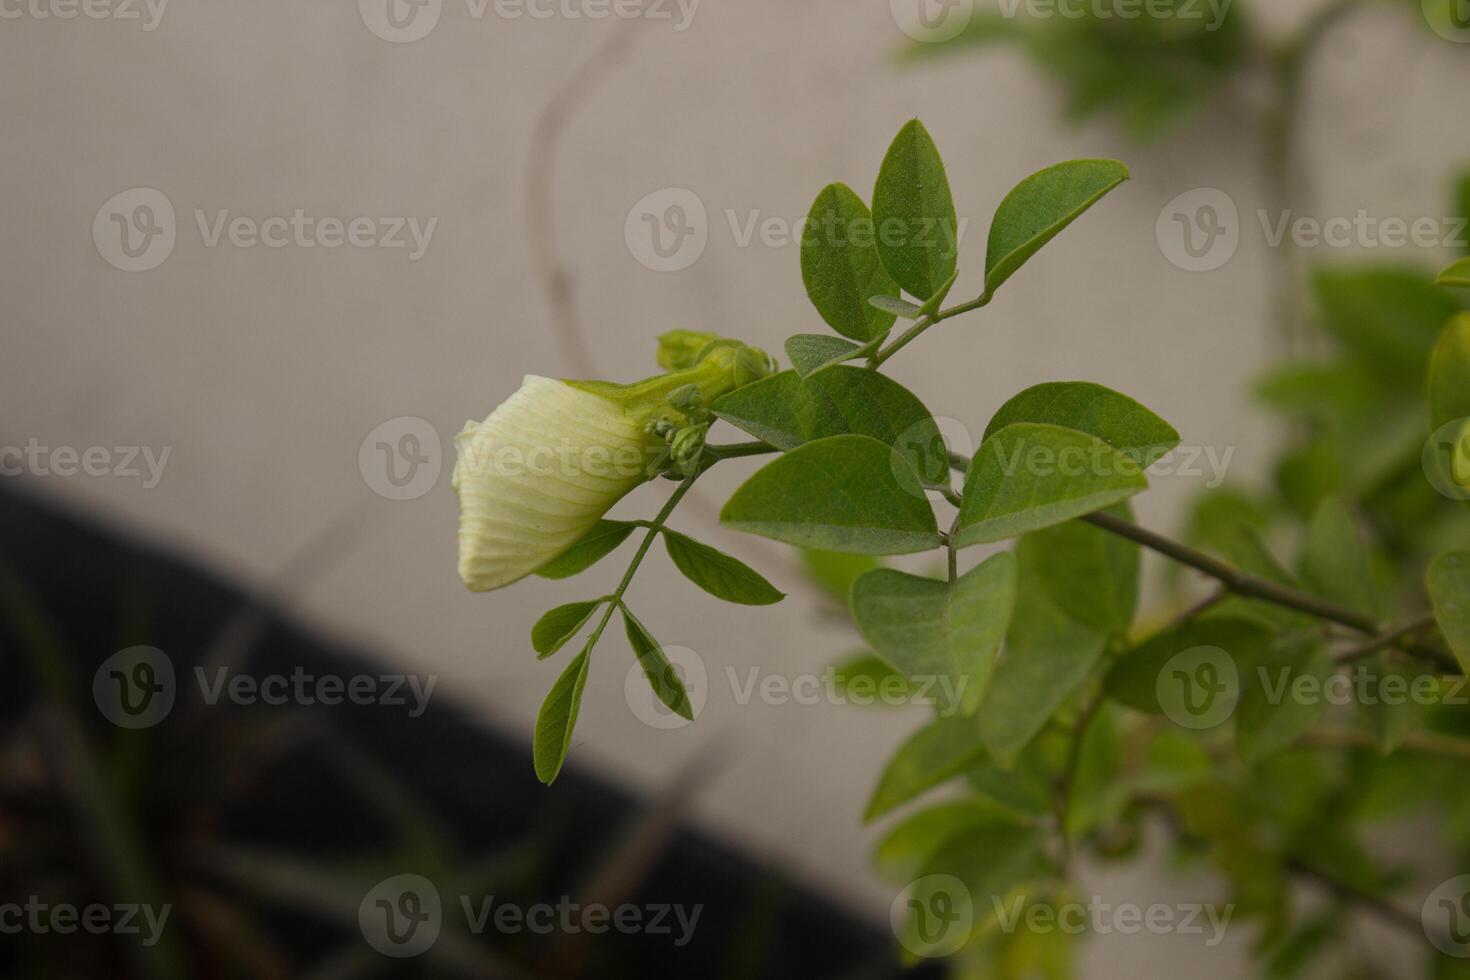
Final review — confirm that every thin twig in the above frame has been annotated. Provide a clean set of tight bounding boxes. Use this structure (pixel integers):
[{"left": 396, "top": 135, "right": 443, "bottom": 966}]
[
  {"left": 867, "top": 291, "right": 992, "bottom": 370},
  {"left": 1335, "top": 614, "right": 1439, "bottom": 666},
  {"left": 1164, "top": 587, "right": 1229, "bottom": 632},
  {"left": 527, "top": 21, "right": 648, "bottom": 377},
  {"left": 1079, "top": 510, "right": 1380, "bottom": 634},
  {"left": 1302, "top": 726, "right": 1470, "bottom": 763},
  {"left": 1286, "top": 858, "right": 1423, "bottom": 937},
  {"left": 1053, "top": 691, "right": 1104, "bottom": 870}
]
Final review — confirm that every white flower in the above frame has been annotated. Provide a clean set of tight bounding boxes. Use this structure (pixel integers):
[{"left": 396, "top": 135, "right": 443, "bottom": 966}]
[
  {"left": 454, "top": 334, "right": 773, "bottom": 592},
  {"left": 453, "top": 376, "right": 653, "bottom": 592}
]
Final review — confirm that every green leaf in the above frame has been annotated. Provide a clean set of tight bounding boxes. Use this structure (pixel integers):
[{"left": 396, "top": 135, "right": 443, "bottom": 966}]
[
  {"left": 1020, "top": 502, "right": 1140, "bottom": 634},
  {"left": 799, "top": 549, "right": 884, "bottom": 603},
  {"left": 622, "top": 607, "right": 693, "bottom": 720},
  {"left": 984, "top": 381, "right": 1180, "bottom": 462},
  {"left": 536, "top": 521, "right": 640, "bottom": 580},
  {"left": 1312, "top": 267, "right": 1463, "bottom": 381},
  {"left": 720, "top": 435, "right": 941, "bottom": 555},
  {"left": 1429, "top": 551, "right": 1470, "bottom": 673},
  {"left": 956, "top": 423, "right": 1148, "bottom": 547},
  {"left": 712, "top": 367, "right": 939, "bottom": 457},
  {"left": 533, "top": 646, "right": 592, "bottom": 784},
  {"left": 850, "top": 553, "right": 1018, "bottom": 715},
  {"left": 1355, "top": 654, "right": 1426, "bottom": 755},
  {"left": 918, "top": 267, "right": 960, "bottom": 317},
  {"left": 783, "top": 333, "right": 882, "bottom": 379},
  {"left": 1212, "top": 525, "right": 1316, "bottom": 630},
  {"left": 828, "top": 652, "right": 911, "bottom": 706},
  {"left": 1430, "top": 314, "right": 1470, "bottom": 431},
  {"left": 869, "top": 294, "right": 924, "bottom": 319},
  {"left": 874, "top": 798, "right": 1026, "bottom": 881},
  {"left": 800, "top": 183, "right": 899, "bottom": 341},
  {"left": 1299, "top": 498, "right": 1379, "bottom": 618},
  {"left": 1105, "top": 617, "right": 1271, "bottom": 717},
  {"left": 979, "top": 539, "right": 1110, "bottom": 766},
  {"left": 662, "top": 529, "right": 784, "bottom": 605},
  {"left": 871, "top": 120, "right": 959, "bottom": 300},
  {"left": 865, "top": 713, "right": 988, "bottom": 822},
  {"left": 1130, "top": 731, "right": 1212, "bottom": 795},
  {"left": 1064, "top": 704, "right": 1124, "bottom": 838},
  {"left": 1439, "top": 258, "right": 1470, "bottom": 290},
  {"left": 984, "top": 160, "right": 1129, "bottom": 296},
  {"left": 1235, "top": 640, "right": 1332, "bottom": 761},
  {"left": 1253, "top": 360, "right": 1383, "bottom": 425},
  {"left": 531, "top": 600, "right": 602, "bottom": 658},
  {"left": 919, "top": 824, "right": 1052, "bottom": 930},
  {"left": 965, "top": 743, "right": 1056, "bottom": 817}
]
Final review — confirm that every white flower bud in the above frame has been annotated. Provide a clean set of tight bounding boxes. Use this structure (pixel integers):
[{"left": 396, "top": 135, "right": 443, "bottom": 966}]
[
  {"left": 453, "top": 376, "right": 654, "bottom": 592},
  {"left": 453, "top": 334, "right": 773, "bottom": 592}
]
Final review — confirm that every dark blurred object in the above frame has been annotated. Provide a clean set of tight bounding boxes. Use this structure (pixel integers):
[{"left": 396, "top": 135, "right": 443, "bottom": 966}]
[{"left": 0, "top": 481, "right": 929, "bottom": 980}]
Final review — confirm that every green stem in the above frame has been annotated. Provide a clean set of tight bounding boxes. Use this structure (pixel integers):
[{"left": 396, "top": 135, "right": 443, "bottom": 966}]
[
  {"left": 1334, "top": 614, "right": 1441, "bottom": 666},
  {"left": 867, "top": 291, "right": 993, "bottom": 370},
  {"left": 587, "top": 472, "right": 700, "bottom": 644},
  {"left": 940, "top": 451, "right": 1457, "bottom": 671},
  {"left": 1303, "top": 726, "right": 1470, "bottom": 763},
  {"left": 1080, "top": 509, "right": 1379, "bottom": 633},
  {"left": 946, "top": 512, "right": 961, "bottom": 584},
  {"left": 704, "top": 440, "right": 778, "bottom": 462},
  {"left": 1054, "top": 690, "right": 1104, "bottom": 871}
]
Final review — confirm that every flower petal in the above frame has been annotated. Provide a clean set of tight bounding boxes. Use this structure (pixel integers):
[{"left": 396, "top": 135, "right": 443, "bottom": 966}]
[{"left": 455, "top": 376, "right": 653, "bottom": 591}]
